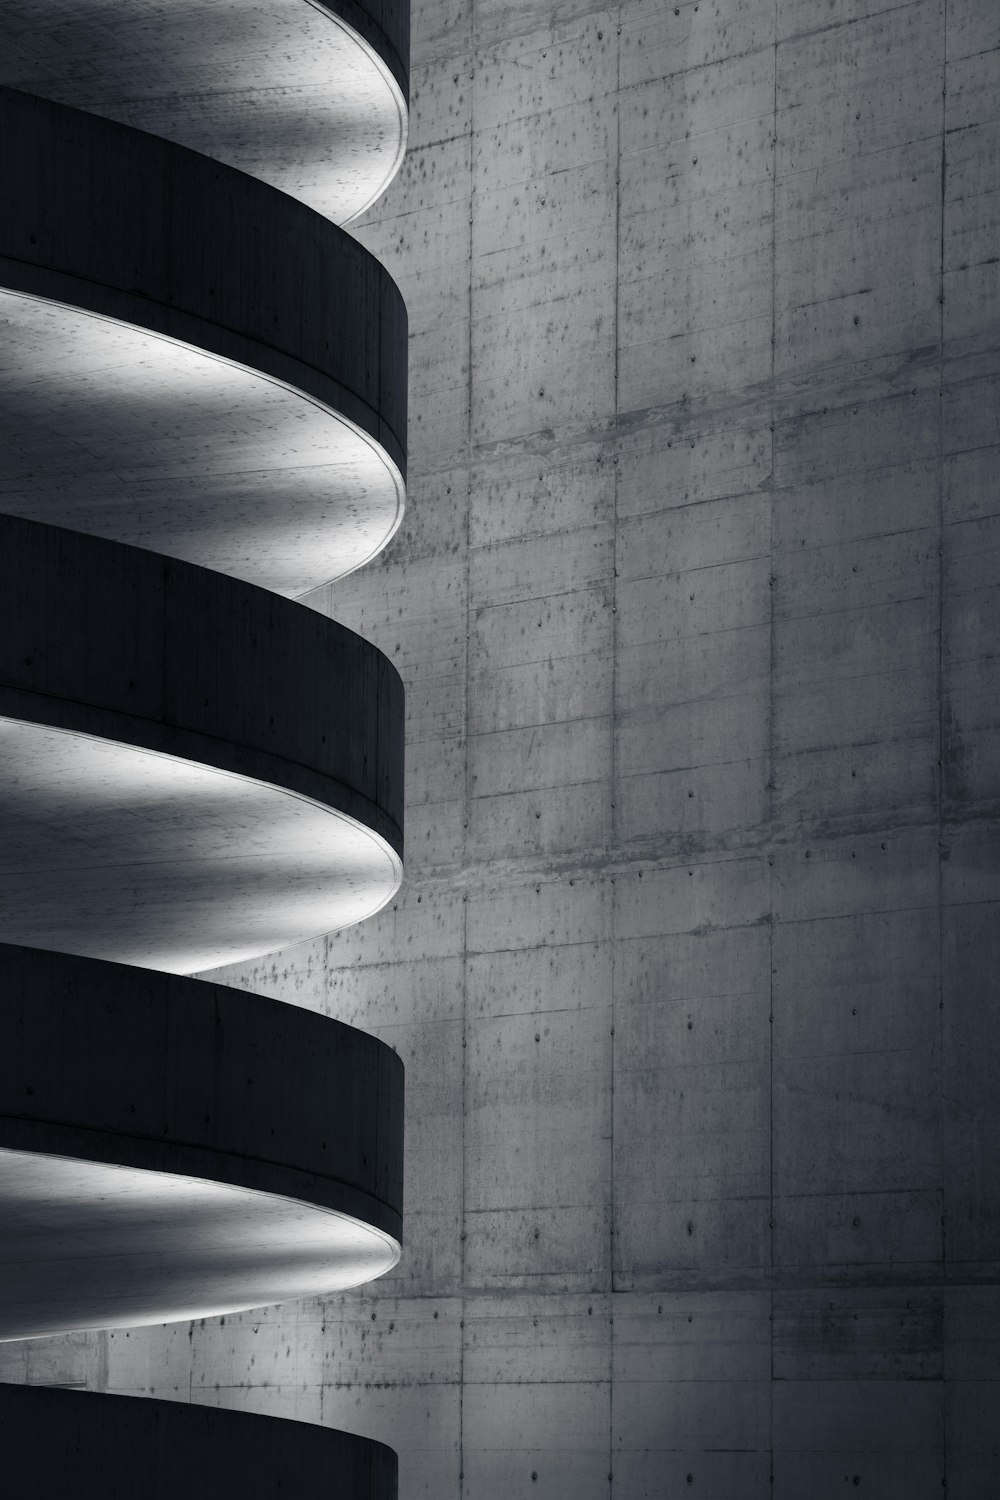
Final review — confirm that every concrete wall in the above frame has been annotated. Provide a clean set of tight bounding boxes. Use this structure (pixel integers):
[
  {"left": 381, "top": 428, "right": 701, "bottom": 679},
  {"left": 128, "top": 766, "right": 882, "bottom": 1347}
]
[{"left": 6, "top": 0, "right": 999, "bottom": 1494}]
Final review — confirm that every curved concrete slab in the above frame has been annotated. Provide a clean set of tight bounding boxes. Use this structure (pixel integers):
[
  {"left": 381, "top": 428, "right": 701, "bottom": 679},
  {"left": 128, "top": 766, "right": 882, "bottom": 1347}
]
[
  {"left": 0, "top": 1150, "right": 399, "bottom": 1339},
  {"left": 0, "top": 1385, "right": 397, "bottom": 1496},
  {"left": 0, "top": 291, "right": 404, "bottom": 597},
  {"left": 0, "top": 515, "right": 403, "bottom": 971},
  {"left": 0, "top": 943, "right": 404, "bottom": 1235},
  {"left": 0, "top": 720, "right": 401, "bottom": 973},
  {"left": 0, "top": 89, "right": 407, "bottom": 593},
  {"left": 0, "top": 942, "right": 402, "bottom": 1338},
  {"left": 0, "top": 0, "right": 408, "bottom": 224},
  {"left": 0, "top": 90, "right": 407, "bottom": 470}
]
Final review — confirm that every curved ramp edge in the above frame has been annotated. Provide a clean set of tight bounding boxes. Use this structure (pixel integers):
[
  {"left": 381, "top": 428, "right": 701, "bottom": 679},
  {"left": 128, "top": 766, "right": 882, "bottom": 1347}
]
[
  {"left": 0, "top": 1383, "right": 398, "bottom": 1498},
  {"left": 0, "top": 0, "right": 409, "bottom": 222}
]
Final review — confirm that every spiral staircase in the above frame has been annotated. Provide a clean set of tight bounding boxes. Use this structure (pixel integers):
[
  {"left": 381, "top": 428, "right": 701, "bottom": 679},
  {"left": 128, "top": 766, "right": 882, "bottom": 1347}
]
[{"left": 0, "top": 3, "right": 408, "bottom": 1493}]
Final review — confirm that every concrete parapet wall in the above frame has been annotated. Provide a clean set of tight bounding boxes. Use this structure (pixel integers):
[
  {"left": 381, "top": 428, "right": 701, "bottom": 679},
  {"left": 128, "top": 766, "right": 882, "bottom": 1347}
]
[
  {"left": 0, "top": 86, "right": 407, "bottom": 470},
  {"left": 0, "top": 942, "right": 403, "bottom": 1235},
  {"left": 0, "top": 512, "right": 404, "bottom": 855},
  {"left": 0, "top": 1383, "right": 398, "bottom": 1498}
]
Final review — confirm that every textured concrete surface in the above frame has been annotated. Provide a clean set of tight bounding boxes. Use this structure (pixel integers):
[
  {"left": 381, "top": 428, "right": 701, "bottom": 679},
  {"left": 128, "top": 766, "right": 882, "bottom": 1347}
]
[
  {"left": 0, "top": 1383, "right": 397, "bottom": 1497},
  {"left": 7, "top": 0, "right": 1000, "bottom": 1496},
  {"left": 0, "top": 291, "right": 403, "bottom": 596},
  {"left": 0, "top": 719, "right": 399, "bottom": 972},
  {"left": 0, "top": 513, "right": 403, "bottom": 840},
  {"left": 0, "top": 941, "right": 402, "bottom": 1236},
  {"left": 0, "top": 87, "right": 407, "bottom": 591},
  {"left": 0, "top": 87, "right": 407, "bottom": 471},
  {"left": 0, "top": 1151, "right": 399, "bottom": 1341},
  {"left": 0, "top": 0, "right": 409, "bottom": 224},
  {"left": 0, "top": 6, "right": 410, "bottom": 1483},
  {"left": 0, "top": 513, "right": 402, "bottom": 970}
]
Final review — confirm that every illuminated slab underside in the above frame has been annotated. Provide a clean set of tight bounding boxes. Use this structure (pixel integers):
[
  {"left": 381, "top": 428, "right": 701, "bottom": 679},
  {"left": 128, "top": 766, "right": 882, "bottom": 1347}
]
[
  {"left": 0, "top": 291, "right": 404, "bottom": 598},
  {"left": 0, "top": 0, "right": 407, "bottom": 224},
  {"left": 0, "top": 1149, "right": 400, "bottom": 1341},
  {"left": 0, "top": 720, "right": 401, "bottom": 974}
]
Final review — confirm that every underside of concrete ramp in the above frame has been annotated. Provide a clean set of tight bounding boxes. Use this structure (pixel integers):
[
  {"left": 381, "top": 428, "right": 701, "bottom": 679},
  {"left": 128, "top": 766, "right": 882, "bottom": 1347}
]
[
  {"left": 0, "top": 0, "right": 409, "bottom": 1486},
  {"left": 39, "top": 0, "right": 988, "bottom": 1494},
  {"left": 0, "top": 0, "right": 409, "bottom": 224},
  {"left": 0, "top": 514, "right": 403, "bottom": 971},
  {"left": 0, "top": 87, "right": 407, "bottom": 594},
  {"left": 0, "top": 942, "right": 402, "bottom": 1339}
]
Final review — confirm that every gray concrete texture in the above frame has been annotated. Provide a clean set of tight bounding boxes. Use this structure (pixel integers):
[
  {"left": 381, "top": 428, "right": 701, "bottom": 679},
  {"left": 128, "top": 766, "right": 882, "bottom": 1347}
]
[
  {"left": 0, "top": 1383, "right": 397, "bottom": 1497},
  {"left": 0, "top": 513, "right": 403, "bottom": 847},
  {"left": 0, "top": 941, "right": 403, "bottom": 1234},
  {"left": 0, "top": 85, "right": 408, "bottom": 480},
  {"left": 0, "top": 0, "right": 410, "bottom": 223},
  {"left": 0, "top": 943, "right": 402, "bottom": 1339},
  {"left": 7, "top": 0, "right": 1000, "bottom": 1494},
  {"left": 0, "top": 0, "right": 411, "bottom": 1465},
  {"left": 0, "top": 81, "right": 409, "bottom": 594},
  {"left": 0, "top": 512, "right": 402, "bottom": 970}
]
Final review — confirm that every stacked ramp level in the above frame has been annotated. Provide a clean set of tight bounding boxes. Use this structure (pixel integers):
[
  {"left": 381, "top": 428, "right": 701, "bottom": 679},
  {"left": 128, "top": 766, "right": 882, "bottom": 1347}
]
[{"left": 0, "top": 3, "right": 409, "bottom": 1494}]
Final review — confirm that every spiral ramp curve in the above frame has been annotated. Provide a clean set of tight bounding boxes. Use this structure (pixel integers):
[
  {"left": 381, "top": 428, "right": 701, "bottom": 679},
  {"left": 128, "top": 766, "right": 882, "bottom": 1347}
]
[{"left": 0, "top": 4, "right": 408, "bottom": 1494}]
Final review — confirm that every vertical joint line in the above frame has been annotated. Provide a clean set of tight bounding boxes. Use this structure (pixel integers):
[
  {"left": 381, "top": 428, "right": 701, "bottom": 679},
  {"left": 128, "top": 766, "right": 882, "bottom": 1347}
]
[
  {"left": 768, "top": 6, "right": 779, "bottom": 1482},
  {"left": 463, "top": 33, "right": 476, "bottom": 874},
  {"left": 458, "top": 11, "right": 476, "bottom": 1498},
  {"left": 459, "top": 887, "right": 469, "bottom": 1500},
  {"left": 610, "top": 1, "right": 623, "bottom": 859},
  {"left": 938, "top": 5, "right": 948, "bottom": 1488},
  {"left": 608, "top": 20, "right": 623, "bottom": 1496}
]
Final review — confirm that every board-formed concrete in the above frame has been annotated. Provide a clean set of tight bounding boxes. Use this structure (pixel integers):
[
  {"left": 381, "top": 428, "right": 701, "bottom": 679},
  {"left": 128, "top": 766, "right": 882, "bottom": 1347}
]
[
  {"left": 0, "top": 1384, "right": 397, "bottom": 1498},
  {"left": 0, "top": 0, "right": 409, "bottom": 224},
  {"left": 0, "top": 87, "right": 407, "bottom": 593},
  {"left": 0, "top": 941, "right": 402, "bottom": 1338}
]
